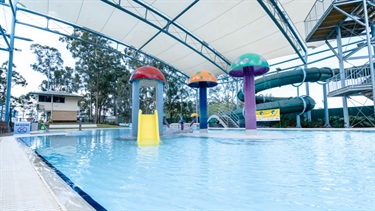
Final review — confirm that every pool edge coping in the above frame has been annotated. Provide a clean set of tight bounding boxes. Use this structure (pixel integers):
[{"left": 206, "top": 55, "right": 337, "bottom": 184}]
[{"left": 15, "top": 137, "right": 98, "bottom": 211}]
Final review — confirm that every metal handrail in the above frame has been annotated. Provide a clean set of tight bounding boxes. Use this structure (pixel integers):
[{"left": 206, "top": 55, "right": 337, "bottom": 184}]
[
  {"left": 228, "top": 110, "right": 240, "bottom": 126},
  {"left": 304, "top": 0, "right": 335, "bottom": 37},
  {"left": 216, "top": 108, "right": 240, "bottom": 128},
  {"left": 304, "top": 0, "right": 368, "bottom": 40},
  {"left": 327, "top": 65, "right": 372, "bottom": 93}
]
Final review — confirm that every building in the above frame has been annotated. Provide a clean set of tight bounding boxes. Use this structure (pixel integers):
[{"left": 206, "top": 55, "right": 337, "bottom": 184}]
[{"left": 29, "top": 91, "right": 83, "bottom": 123}]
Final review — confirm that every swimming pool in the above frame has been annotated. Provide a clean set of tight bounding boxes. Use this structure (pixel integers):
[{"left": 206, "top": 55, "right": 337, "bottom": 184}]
[{"left": 20, "top": 129, "right": 374, "bottom": 210}]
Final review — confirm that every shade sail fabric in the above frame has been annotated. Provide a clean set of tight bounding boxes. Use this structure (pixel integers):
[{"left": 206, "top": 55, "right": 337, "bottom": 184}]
[{"left": 17, "top": 0, "right": 317, "bottom": 77}]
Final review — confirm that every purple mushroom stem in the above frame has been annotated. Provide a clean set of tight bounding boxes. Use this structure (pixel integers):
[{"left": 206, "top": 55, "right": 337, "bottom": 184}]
[{"left": 243, "top": 66, "right": 256, "bottom": 131}]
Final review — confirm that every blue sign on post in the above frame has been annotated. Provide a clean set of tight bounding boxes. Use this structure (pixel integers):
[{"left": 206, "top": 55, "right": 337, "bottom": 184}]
[{"left": 14, "top": 122, "right": 30, "bottom": 135}]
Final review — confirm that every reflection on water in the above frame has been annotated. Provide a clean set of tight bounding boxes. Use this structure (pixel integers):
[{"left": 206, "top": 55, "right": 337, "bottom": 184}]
[
  {"left": 20, "top": 129, "right": 375, "bottom": 210},
  {"left": 136, "top": 146, "right": 159, "bottom": 164}
]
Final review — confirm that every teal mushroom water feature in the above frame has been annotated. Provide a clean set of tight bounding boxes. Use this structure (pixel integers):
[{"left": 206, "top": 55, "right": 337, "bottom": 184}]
[{"left": 229, "top": 53, "right": 269, "bottom": 135}]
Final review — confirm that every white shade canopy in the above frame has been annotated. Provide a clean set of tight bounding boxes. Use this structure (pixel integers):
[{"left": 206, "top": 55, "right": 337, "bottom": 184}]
[{"left": 17, "top": 0, "right": 318, "bottom": 77}]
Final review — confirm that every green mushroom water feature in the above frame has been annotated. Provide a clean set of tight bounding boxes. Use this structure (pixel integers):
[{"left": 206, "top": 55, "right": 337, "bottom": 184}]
[{"left": 229, "top": 53, "right": 269, "bottom": 135}]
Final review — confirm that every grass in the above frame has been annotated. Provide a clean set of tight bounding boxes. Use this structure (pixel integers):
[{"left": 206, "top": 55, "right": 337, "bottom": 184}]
[{"left": 97, "top": 124, "right": 125, "bottom": 128}]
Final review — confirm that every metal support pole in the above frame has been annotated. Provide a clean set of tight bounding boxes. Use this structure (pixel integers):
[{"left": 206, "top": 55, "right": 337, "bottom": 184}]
[
  {"left": 243, "top": 66, "right": 257, "bottom": 135},
  {"left": 363, "top": 0, "right": 375, "bottom": 114},
  {"left": 131, "top": 81, "right": 140, "bottom": 137},
  {"left": 5, "top": 1, "right": 18, "bottom": 132},
  {"left": 371, "top": 24, "right": 375, "bottom": 55},
  {"left": 196, "top": 89, "right": 199, "bottom": 115},
  {"left": 323, "top": 84, "right": 331, "bottom": 127},
  {"left": 337, "top": 27, "right": 350, "bottom": 128},
  {"left": 304, "top": 53, "right": 311, "bottom": 123},
  {"left": 236, "top": 79, "right": 239, "bottom": 109},
  {"left": 199, "top": 83, "right": 208, "bottom": 133},
  {"left": 79, "top": 112, "right": 82, "bottom": 131},
  {"left": 157, "top": 82, "right": 164, "bottom": 135},
  {"left": 1, "top": 104, "right": 3, "bottom": 120},
  {"left": 296, "top": 86, "right": 301, "bottom": 128}
]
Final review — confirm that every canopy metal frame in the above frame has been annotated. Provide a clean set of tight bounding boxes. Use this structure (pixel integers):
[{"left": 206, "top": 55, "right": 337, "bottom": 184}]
[
  {"left": 258, "top": 0, "right": 308, "bottom": 64},
  {"left": 100, "top": 0, "right": 232, "bottom": 74},
  {"left": 7, "top": 0, "right": 373, "bottom": 129}
]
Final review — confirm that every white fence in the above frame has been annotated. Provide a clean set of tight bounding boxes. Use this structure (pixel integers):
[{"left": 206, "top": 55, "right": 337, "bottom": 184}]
[{"left": 327, "top": 65, "right": 372, "bottom": 93}]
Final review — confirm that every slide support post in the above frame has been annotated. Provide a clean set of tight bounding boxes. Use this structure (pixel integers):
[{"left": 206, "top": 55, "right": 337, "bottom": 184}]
[
  {"left": 243, "top": 66, "right": 257, "bottom": 134},
  {"left": 199, "top": 83, "right": 208, "bottom": 133},
  {"left": 132, "top": 81, "right": 140, "bottom": 137}
]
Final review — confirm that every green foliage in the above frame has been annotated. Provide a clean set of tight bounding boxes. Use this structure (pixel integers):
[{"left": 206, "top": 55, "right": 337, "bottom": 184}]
[
  {"left": 163, "top": 71, "right": 195, "bottom": 121},
  {"left": 97, "top": 124, "right": 123, "bottom": 128},
  {"left": 299, "top": 118, "right": 326, "bottom": 128},
  {"left": 30, "top": 44, "right": 78, "bottom": 92},
  {"left": 16, "top": 94, "right": 35, "bottom": 120},
  {"left": 352, "top": 115, "right": 375, "bottom": 127},
  {"left": 346, "top": 115, "right": 374, "bottom": 127},
  {"left": 0, "top": 61, "right": 28, "bottom": 106},
  {"left": 328, "top": 116, "right": 344, "bottom": 128},
  {"left": 113, "top": 69, "right": 132, "bottom": 123},
  {"left": 116, "top": 46, "right": 196, "bottom": 123},
  {"left": 268, "top": 114, "right": 296, "bottom": 128},
  {"left": 208, "top": 103, "right": 236, "bottom": 116},
  {"left": 60, "top": 29, "right": 129, "bottom": 123},
  {"left": 209, "top": 74, "right": 240, "bottom": 107},
  {"left": 58, "top": 29, "right": 195, "bottom": 124}
]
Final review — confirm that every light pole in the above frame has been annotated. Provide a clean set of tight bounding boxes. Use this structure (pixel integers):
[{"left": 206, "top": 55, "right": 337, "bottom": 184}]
[{"left": 79, "top": 101, "right": 84, "bottom": 131}]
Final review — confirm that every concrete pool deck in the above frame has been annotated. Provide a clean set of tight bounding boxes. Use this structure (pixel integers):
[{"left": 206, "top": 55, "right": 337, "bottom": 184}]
[
  {"left": 0, "top": 133, "right": 95, "bottom": 211},
  {"left": 1, "top": 127, "right": 374, "bottom": 210}
]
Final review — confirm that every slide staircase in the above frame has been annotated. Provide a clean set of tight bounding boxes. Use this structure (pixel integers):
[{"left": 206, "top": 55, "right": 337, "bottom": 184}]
[
  {"left": 208, "top": 108, "right": 240, "bottom": 128},
  {"left": 327, "top": 64, "right": 373, "bottom": 100}
]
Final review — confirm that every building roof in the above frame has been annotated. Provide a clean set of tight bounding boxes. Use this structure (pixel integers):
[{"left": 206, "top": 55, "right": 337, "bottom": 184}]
[
  {"left": 16, "top": 0, "right": 319, "bottom": 77},
  {"left": 28, "top": 91, "right": 82, "bottom": 98}
]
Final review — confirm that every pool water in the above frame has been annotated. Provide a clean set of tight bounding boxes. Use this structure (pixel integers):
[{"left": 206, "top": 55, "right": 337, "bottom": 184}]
[{"left": 21, "top": 129, "right": 374, "bottom": 210}]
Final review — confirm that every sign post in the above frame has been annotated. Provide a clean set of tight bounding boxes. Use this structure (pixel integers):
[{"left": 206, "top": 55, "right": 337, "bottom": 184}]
[{"left": 14, "top": 122, "right": 31, "bottom": 135}]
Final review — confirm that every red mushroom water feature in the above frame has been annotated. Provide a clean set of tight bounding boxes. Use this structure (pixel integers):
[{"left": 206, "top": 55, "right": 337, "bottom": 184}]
[
  {"left": 129, "top": 66, "right": 166, "bottom": 82},
  {"left": 129, "top": 66, "right": 166, "bottom": 145},
  {"left": 229, "top": 53, "right": 269, "bottom": 135}
]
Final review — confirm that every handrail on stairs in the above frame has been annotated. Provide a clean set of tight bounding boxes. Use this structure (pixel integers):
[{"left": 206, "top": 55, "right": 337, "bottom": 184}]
[{"left": 210, "top": 108, "right": 240, "bottom": 128}]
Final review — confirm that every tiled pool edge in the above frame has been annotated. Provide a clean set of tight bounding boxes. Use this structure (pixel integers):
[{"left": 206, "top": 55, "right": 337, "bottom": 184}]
[
  {"left": 0, "top": 136, "right": 62, "bottom": 210},
  {"left": 16, "top": 138, "right": 101, "bottom": 211}
]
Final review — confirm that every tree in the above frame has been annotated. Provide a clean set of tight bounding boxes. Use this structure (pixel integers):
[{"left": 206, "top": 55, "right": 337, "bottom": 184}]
[
  {"left": 16, "top": 94, "right": 35, "bottom": 121},
  {"left": 59, "top": 29, "right": 198, "bottom": 124},
  {"left": 30, "top": 44, "right": 79, "bottom": 92},
  {"left": 60, "top": 30, "right": 128, "bottom": 123},
  {"left": 0, "top": 61, "right": 28, "bottom": 106},
  {"left": 113, "top": 71, "right": 132, "bottom": 123},
  {"left": 208, "top": 74, "right": 241, "bottom": 115},
  {"left": 162, "top": 65, "right": 196, "bottom": 122},
  {"left": 117, "top": 47, "right": 196, "bottom": 124}
]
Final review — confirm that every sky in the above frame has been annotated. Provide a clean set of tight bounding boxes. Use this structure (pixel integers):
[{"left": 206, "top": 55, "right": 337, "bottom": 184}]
[
  {"left": 0, "top": 4, "right": 373, "bottom": 111},
  {"left": 0, "top": 8, "right": 74, "bottom": 95}
]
